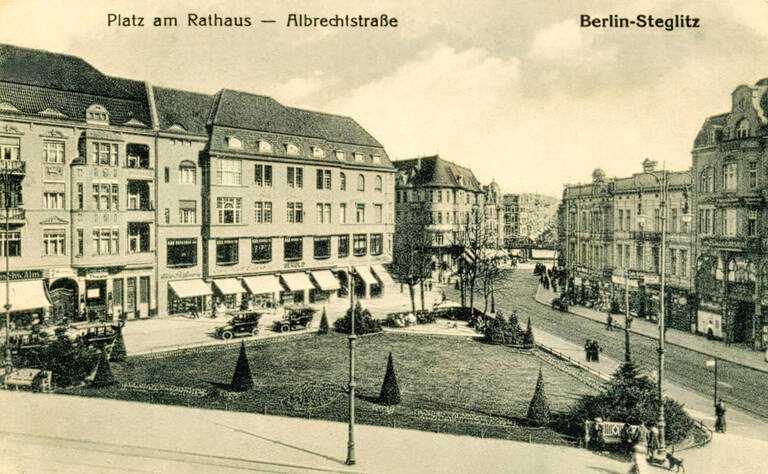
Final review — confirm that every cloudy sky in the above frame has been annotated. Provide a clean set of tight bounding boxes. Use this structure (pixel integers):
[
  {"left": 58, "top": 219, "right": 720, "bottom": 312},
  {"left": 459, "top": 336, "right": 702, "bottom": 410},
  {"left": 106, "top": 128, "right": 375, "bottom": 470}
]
[{"left": 2, "top": 0, "right": 768, "bottom": 197}]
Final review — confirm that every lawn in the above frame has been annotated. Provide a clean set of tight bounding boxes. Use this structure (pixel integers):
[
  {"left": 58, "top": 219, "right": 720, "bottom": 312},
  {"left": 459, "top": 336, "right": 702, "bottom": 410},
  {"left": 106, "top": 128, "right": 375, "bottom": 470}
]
[{"left": 66, "top": 332, "right": 599, "bottom": 445}]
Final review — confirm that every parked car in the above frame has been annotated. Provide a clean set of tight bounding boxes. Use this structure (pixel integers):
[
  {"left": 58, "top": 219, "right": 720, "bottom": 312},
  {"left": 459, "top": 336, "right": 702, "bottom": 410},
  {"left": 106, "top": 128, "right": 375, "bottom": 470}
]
[
  {"left": 214, "top": 310, "right": 263, "bottom": 340},
  {"left": 273, "top": 305, "right": 317, "bottom": 333},
  {"left": 551, "top": 297, "right": 569, "bottom": 312}
]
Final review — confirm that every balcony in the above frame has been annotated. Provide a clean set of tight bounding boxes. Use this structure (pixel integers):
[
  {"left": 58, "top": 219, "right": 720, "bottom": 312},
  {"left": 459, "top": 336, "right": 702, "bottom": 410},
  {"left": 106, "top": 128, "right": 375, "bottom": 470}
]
[
  {"left": 629, "top": 231, "right": 661, "bottom": 242},
  {"left": 0, "top": 208, "right": 24, "bottom": 223},
  {"left": 0, "top": 160, "right": 25, "bottom": 174},
  {"left": 700, "top": 236, "right": 762, "bottom": 253}
]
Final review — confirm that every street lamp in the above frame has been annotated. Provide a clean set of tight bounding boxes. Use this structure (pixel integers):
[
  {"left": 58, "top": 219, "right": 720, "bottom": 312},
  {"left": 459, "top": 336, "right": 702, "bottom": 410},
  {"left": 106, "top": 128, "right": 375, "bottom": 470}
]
[
  {"left": 346, "top": 267, "right": 356, "bottom": 465},
  {"left": 3, "top": 168, "right": 11, "bottom": 376}
]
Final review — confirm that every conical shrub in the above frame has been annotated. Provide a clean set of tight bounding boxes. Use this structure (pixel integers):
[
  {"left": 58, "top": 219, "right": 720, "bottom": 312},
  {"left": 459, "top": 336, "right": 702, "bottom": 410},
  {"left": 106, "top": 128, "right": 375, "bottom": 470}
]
[
  {"left": 230, "top": 341, "right": 254, "bottom": 392},
  {"left": 523, "top": 317, "right": 535, "bottom": 345},
  {"left": 110, "top": 328, "right": 127, "bottom": 362},
  {"left": 527, "top": 369, "right": 551, "bottom": 425},
  {"left": 92, "top": 350, "right": 115, "bottom": 387},
  {"left": 318, "top": 307, "right": 330, "bottom": 335},
  {"left": 379, "top": 352, "right": 401, "bottom": 406}
]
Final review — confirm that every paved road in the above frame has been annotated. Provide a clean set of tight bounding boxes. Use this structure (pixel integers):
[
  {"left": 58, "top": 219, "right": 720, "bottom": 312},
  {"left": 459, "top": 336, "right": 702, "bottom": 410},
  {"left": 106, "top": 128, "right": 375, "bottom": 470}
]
[{"left": 448, "top": 268, "right": 768, "bottom": 423}]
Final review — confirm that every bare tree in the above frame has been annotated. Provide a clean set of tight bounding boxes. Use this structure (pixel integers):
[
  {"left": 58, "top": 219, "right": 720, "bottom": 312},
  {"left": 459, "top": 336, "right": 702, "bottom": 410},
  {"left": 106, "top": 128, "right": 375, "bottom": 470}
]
[
  {"left": 453, "top": 207, "right": 499, "bottom": 316},
  {"left": 391, "top": 211, "right": 433, "bottom": 314}
]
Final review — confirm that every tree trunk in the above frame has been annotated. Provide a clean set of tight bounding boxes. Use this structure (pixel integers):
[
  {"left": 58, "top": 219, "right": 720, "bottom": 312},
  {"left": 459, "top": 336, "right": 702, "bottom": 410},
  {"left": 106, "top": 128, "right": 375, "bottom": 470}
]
[
  {"left": 491, "top": 280, "right": 496, "bottom": 314},
  {"left": 460, "top": 277, "right": 466, "bottom": 307},
  {"left": 420, "top": 280, "right": 425, "bottom": 311},
  {"left": 408, "top": 283, "right": 416, "bottom": 315}
]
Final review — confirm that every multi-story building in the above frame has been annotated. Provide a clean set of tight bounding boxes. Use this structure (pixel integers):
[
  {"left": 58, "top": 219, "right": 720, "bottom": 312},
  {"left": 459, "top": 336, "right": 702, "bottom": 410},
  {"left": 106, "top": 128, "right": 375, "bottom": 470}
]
[
  {"left": 692, "top": 78, "right": 768, "bottom": 348},
  {"left": 503, "top": 193, "right": 559, "bottom": 246},
  {"left": 393, "top": 155, "right": 485, "bottom": 282},
  {"left": 483, "top": 180, "right": 504, "bottom": 248},
  {"left": 0, "top": 43, "right": 396, "bottom": 324}
]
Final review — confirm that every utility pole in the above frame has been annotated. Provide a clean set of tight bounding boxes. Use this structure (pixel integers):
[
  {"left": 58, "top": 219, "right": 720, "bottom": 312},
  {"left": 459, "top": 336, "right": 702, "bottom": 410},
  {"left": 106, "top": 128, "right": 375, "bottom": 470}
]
[
  {"left": 3, "top": 168, "right": 11, "bottom": 375},
  {"left": 658, "top": 166, "right": 667, "bottom": 453},
  {"left": 346, "top": 267, "right": 356, "bottom": 465},
  {"left": 624, "top": 269, "right": 631, "bottom": 362}
]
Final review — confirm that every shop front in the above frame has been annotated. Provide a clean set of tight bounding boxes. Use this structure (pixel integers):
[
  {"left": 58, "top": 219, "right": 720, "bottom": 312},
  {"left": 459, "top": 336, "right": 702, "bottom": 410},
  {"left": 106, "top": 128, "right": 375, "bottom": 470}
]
[
  {"left": 212, "top": 278, "right": 245, "bottom": 312},
  {"left": 353, "top": 266, "right": 380, "bottom": 298},
  {"left": 309, "top": 270, "right": 341, "bottom": 303},
  {"left": 280, "top": 272, "right": 315, "bottom": 304},
  {"left": 0, "top": 279, "right": 52, "bottom": 329},
  {"left": 371, "top": 264, "right": 396, "bottom": 293},
  {"left": 168, "top": 279, "right": 212, "bottom": 315},
  {"left": 242, "top": 275, "right": 282, "bottom": 309}
]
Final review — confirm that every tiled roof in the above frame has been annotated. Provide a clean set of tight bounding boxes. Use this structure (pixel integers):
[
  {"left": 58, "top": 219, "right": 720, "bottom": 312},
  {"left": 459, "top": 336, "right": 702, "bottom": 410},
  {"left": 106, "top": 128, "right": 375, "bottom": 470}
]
[
  {"left": 209, "top": 89, "right": 382, "bottom": 147},
  {"left": 153, "top": 86, "right": 213, "bottom": 135},
  {"left": 393, "top": 155, "right": 482, "bottom": 192},
  {"left": 693, "top": 113, "right": 728, "bottom": 148}
]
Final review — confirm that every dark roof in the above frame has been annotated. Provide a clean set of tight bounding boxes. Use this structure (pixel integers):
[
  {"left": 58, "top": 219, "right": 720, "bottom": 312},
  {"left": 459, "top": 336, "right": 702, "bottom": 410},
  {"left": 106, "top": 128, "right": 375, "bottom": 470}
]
[
  {"left": 153, "top": 86, "right": 214, "bottom": 135},
  {"left": 693, "top": 113, "right": 728, "bottom": 148},
  {"left": 209, "top": 89, "right": 382, "bottom": 147},
  {"left": 393, "top": 155, "right": 482, "bottom": 192}
]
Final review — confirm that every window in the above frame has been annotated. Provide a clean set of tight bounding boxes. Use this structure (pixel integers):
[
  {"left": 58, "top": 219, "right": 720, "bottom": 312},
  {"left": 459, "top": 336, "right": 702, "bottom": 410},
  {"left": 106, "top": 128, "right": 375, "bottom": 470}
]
[
  {"left": 43, "top": 192, "right": 64, "bottom": 209},
  {"left": 216, "top": 239, "right": 239, "bottom": 265},
  {"left": 77, "top": 183, "right": 83, "bottom": 210},
  {"left": 126, "top": 144, "right": 150, "bottom": 168},
  {"left": 226, "top": 136, "right": 242, "bottom": 149},
  {"left": 670, "top": 208, "right": 678, "bottom": 233},
  {"left": 179, "top": 200, "right": 197, "bottom": 224},
  {"left": 179, "top": 161, "right": 196, "bottom": 184},
  {"left": 651, "top": 246, "right": 660, "bottom": 273},
  {"left": 616, "top": 244, "right": 623, "bottom": 267},
  {"left": 93, "top": 184, "right": 117, "bottom": 210},
  {"left": 315, "top": 203, "right": 332, "bottom": 224},
  {"left": 314, "top": 237, "right": 331, "bottom": 259},
  {"left": 311, "top": 146, "right": 325, "bottom": 158},
  {"left": 93, "top": 227, "right": 119, "bottom": 255},
  {"left": 356, "top": 204, "right": 365, "bottom": 223},
  {"left": 217, "top": 158, "right": 242, "bottom": 185},
  {"left": 625, "top": 210, "right": 630, "bottom": 231},
  {"left": 0, "top": 136, "right": 19, "bottom": 161},
  {"left": 737, "top": 119, "right": 750, "bottom": 139},
  {"left": 42, "top": 140, "right": 64, "bottom": 163},
  {"left": 0, "top": 232, "right": 21, "bottom": 257},
  {"left": 340, "top": 203, "right": 347, "bottom": 224},
  {"left": 375, "top": 175, "right": 382, "bottom": 191},
  {"left": 316, "top": 169, "right": 331, "bottom": 189},
  {"left": 254, "top": 164, "right": 273, "bottom": 187},
  {"left": 164, "top": 167, "right": 169, "bottom": 183},
  {"left": 127, "top": 223, "right": 149, "bottom": 253},
  {"left": 286, "top": 143, "right": 299, "bottom": 155},
  {"left": 140, "top": 277, "right": 150, "bottom": 305},
  {"left": 680, "top": 250, "right": 688, "bottom": 277},
  {"left": 164, "top": 208, "right": 170, "bottom": 224},
  {"left": 724, "top": 208, "right": 738, "bottom": 236},
  {"left": 85, "top": 104, "right": 109, "bottom": 123},
  {"left": 748, "top": 210, "right": 757, "bottom": 236},
  {"left": 372, "top": 155, "right": 381, "bottom": 164},
  {"left": 624, "top": 245, "right": 630, "bottom": 268},
  {"left": 216, "top": 197, "right": 242, "bottom": 224},
  {"left": 654, "top": 209, "right": 661, "bottom": 232},
  {"left": 370, "top": 234, "right": 382, "bottom": 256},
  {"left": 43, "top": 230, "right": 65, "bottom": 256},
  {"left": 254, "top": 201, "right": 273, "bottom": 223},
  {"left": 91, "top": 142, "right": 118, "bottom": 166},
  {"left": 374, "top": 204, "right": 383, "bottom": 224},
  {"left": 335, "top": 150, "right": 345, "bottom": 161},
  {"left": 284, "top": 237, "right": 303, "bottom": 261},
  {"left": 353, "top": 234, "right": 367, "bottom": 256},
  {"left": 435, "top": 233, "right": 444, "bottom": 245},
  {"left": 357, "top": 174, "right": 365, "bottom": 191},
  {"left": 670, "top": 249, "right": 677, "bottom": 276},
  {"left": 251, "top": 238, "right": 272, "bottom": 263},
  {"left": 749, "top": 162, "right": 757, "bottom": 188},
  {"left": 77, "top": 229, "right": 83, "bottom": 256},
  {"left": 167, "top": 238, "right": 197, "bottom": 267},
  {"left": 258, "top": 140, "right": 273, "bottom": 153},
  {"left": 338, "top": 235, "right": 349, "bottom": 258},
  {"left": 287, "top": 166, "right": 304, "bottom": 188},
  {"left": 340, "top": 173, "right": 346, "bottom": 190},
  {"left": 723, "top": 163, "right": 737, "bottom": 190},
  {"left": 636, "top": 244, "right": 643, "bottom": 270},
  {"left": 353, "top": 152, "right": 363, "bottom": 162},
  {"left": 700, "top": 167, "right": 714, "bottom": 193},
  {"left": 287, "top": 202, "right": 303, "bottom": 223}
]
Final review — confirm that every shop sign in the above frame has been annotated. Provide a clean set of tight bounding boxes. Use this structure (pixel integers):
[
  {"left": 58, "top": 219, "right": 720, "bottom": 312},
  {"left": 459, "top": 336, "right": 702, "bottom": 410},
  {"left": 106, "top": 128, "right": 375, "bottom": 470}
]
[
  {"left": 644, "top": 274, "right": 660, "bottom": 285},
  {"left": 0, "top": 269, "right": 43, "bottom": 281},
  {"left": 285, "top": 261, "right": 305, "bottom": 269},
  {"left": 87, "top": 268, "right": 110, "bottom": 279},
  {"left": 48, "top": 267, "right": 76, "bottom": 280}
]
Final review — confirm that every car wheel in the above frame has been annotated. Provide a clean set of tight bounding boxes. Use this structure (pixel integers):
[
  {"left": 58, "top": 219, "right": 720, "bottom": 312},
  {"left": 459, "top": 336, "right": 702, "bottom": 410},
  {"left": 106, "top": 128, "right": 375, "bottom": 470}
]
[
  {"left": 222, "top": 331, "right": 233, "bottom": 340},
  {"left": 280, "top": 323, "right": 290, "bottom": 333},
  {"left": 251, "top": 327, "right": 259, "bottom": 337}
]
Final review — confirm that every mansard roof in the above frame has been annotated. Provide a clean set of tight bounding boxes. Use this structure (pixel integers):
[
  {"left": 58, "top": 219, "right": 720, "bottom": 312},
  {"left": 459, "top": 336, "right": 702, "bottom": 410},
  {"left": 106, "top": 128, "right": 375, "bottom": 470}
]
[
  {"left": 393, "top": 155, "right": 482, "bottom": 192},
  {"left": 153, "top": 86, "right": 213, "bottom": 136}
]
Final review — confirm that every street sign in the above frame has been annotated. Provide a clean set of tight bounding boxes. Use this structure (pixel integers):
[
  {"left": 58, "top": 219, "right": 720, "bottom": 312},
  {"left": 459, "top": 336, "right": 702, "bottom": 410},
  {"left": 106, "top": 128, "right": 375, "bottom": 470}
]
[{"left": 705, "top": 359, "right": 716, "bottom": 368}]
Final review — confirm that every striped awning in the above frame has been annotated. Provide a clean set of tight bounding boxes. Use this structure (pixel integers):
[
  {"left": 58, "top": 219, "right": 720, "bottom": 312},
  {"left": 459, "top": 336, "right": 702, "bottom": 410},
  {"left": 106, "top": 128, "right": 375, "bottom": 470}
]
[
  {"left": 242, "top": 275, "right": 283, "bottom": 294},
  {"left": 169, "top": 279, "right": 212, "bottom": 298},
  {"left": 371, "top": 264, "right": 395, "bottom": 286},
  {"left": 213, "top": 278, "right": 244, "bottom": 294},
  {"left": 281, "top": 272, "right": 316, "bottom": 291},
  {"left": 354, "top": 266, "right": 378, "bottom": 286},
  {"left": 310, "top": 270, "right": 341, "bottom": 291}
]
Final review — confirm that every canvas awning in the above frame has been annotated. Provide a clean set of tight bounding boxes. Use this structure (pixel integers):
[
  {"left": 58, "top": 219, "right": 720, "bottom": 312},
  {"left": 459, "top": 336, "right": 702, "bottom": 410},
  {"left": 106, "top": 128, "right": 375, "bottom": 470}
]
[
  {"left": 213, "top": 278, "right": 244, "bottom": 294},
  {"left": 371, "top": 264, "right": 396, "bottom": 286},
  {"left": 280, "top": 272, "right": 316, "bottom": 291},
  {"left": 310, "top": 270, "right": 341, "bottom": 291},
  {"left": 169, "top": 279, "right": 212, "bottom": 299},
  {"left": 354, "top": 266, "right": 378, "bottom": 286},
  {"left": 242, "top": 275, "right": 283, "bottom": 294},
  {"left": 0, "top": 281, "right": 51, "bottom": 312}
]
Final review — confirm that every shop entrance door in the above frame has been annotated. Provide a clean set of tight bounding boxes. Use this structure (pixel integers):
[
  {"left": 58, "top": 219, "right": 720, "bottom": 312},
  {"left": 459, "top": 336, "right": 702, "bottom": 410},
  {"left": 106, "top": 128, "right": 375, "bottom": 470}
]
[
  {"left": 50, "top": 288, "right": 74, "bottom": 323},
  {"left": 126, "top": 277, "right": 137, "bottom": 319}
]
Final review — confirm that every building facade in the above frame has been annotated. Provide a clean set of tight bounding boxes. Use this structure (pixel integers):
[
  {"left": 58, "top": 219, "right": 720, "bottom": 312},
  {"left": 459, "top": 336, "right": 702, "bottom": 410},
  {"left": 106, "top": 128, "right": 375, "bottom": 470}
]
[
  {"left": 0, "top": 44, "right": 396, "bottom": 325},
  {"left": 503, "top": 193, "right": 559, "bottom": 247}
]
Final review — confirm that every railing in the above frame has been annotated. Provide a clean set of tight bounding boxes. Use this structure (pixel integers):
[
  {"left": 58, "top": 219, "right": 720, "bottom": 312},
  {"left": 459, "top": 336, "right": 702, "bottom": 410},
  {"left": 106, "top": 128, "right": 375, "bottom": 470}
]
[
  {"left": 700, "top": 236, "right": 762, "bottom": 252},
  {"left": 0, "top": 160, "right": 25, "bottom": 173},
  {"left": 0, "top": 208, "right": 25, "bottom": 221},
  {"left": 629, "top": 231, "right": 661, "bottom": 241}
]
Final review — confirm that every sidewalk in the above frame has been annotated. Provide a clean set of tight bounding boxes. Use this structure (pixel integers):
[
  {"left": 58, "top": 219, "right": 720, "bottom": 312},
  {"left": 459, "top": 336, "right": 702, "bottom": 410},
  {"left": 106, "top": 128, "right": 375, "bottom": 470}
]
[
  {"left": 0, "top": 390, "right": 628, "bottom": 474},
  {"left": 535, "top": 286, "right": 768, "bottom": 374}
]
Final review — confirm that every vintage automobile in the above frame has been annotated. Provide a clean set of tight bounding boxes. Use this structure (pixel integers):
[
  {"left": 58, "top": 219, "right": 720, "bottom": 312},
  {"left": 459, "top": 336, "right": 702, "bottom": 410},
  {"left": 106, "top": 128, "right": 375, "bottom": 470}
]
[
  {"left": 214, "top": 310, "right": 263, "bottom": 340},
  {"left": 551, "top": 297, "right": 569, "bottom": 312},
  {"left": 273, "top": 305, "right": 317, "bottom": 333}
]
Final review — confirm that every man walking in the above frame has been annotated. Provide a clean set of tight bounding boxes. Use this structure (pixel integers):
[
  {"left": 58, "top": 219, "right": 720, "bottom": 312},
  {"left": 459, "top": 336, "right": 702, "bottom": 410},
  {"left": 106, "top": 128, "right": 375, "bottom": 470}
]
[
  {"left": 715, "top": 399, "right": 727, "bottom": 433},
  {"left": 605, "top": 312, "right": 613, "bottom": 331}
]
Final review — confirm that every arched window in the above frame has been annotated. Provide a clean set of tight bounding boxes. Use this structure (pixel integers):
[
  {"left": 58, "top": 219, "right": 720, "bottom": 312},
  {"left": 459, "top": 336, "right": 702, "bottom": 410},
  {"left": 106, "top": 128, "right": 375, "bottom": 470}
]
[
  {"left": 374, "top": 175, "right": 382, "bottom": 191},
  {"left": 223, "top": 202, "right": 235, "bottom": 223},
  {"left": 258, "top": 141, "right": 273, "bottom": 153},
  {"left": 357, "top": 174, "right": 365, "bottom": 191},
  {"left": 340, "top": 172, "right": 346, "bottom": 190},
  {"left": 737, "top": 119, "right": 750, "bottom": 139},
  {"left": 179, "top": 160, "right": 196, "bottom": 184}
]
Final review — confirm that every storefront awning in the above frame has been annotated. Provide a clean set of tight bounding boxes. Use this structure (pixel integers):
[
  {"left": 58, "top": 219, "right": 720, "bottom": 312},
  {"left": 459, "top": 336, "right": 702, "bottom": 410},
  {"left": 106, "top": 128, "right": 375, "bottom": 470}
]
[
  {"left": 371, "top": 264, "right": 396, "bottom": 286},
  {"left": 281, "top": 272, "right": 316, "bottom": 292},
  {"left": 311, "top": 270, "right": 341, "bottom": 291},
  {"left": 0, "top": 280, "right": 51, "bottom": 312},
  {"left": 243, "top": 275, "right": 283, "bottom": 294},
  {"left": 354, "top": 266, "right": 378, "bottom": 286},
  {"left": 169, "top": 279, "right": 212, "bottom": 299},
  {"left": 213, "top": 278, "right": 244, "bottom": 294}
]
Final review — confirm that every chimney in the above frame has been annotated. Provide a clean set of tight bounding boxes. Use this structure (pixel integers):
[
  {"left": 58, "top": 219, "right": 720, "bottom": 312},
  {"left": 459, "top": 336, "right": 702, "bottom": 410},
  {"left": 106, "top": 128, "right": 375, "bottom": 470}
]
[{"left": 642, "top": 158, "right": 657, "bottom": 173}]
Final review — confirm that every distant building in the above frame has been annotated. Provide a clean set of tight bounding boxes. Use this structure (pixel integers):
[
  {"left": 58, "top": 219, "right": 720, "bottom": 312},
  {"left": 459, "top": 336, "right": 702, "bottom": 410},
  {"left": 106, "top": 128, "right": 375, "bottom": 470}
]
[{"left": 503, "top": 193, "right": 559, "bottom": 246}]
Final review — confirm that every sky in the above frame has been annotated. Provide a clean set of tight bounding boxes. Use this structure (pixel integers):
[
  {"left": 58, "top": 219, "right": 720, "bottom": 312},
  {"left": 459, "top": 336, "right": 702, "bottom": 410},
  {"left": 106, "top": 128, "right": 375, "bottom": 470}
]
[{"left": 2, "top": 0, "right": 768, "bottom": 197}]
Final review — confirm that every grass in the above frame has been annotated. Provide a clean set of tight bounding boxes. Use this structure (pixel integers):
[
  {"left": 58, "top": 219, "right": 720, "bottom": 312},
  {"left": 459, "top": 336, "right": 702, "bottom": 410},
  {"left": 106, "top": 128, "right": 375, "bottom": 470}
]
[{"left": 65, "top": 332, "right": 598, "bottom": 445}]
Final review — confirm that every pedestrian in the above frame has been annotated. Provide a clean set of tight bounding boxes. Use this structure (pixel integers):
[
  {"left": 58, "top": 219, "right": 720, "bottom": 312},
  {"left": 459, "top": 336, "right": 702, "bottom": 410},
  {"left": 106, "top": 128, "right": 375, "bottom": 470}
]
[
  {"left": 620, "top": 422, "right": 634, "bottom": 455},
  {"left": 606, "top": 312, "right": 613, "bottom": 331},
  {"left": 715, "top": 399, "right": 727, "bottom": 433},
  {"left": 593, "top": 340, "right": 601, "bottom": 362},
  {"left": 647, "top": 423, "right": 660, "bottom": 458},
  {"left": 585, "top": 339, "right": 592, "bottom": 362},
  {"left": 706, "top": 320, "right": 714, "bottom": 340}
]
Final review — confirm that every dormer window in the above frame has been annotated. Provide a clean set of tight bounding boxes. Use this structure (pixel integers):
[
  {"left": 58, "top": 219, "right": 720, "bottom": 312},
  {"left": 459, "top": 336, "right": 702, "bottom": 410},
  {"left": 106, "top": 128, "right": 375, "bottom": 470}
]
[
  {"left": 709, "top": 128, "right": 719, "bottom": 145},
  {"left": 353, "top": 152, "right": 363, "bottom": 162},
  {"left": 372, "top": 155, "right": 381, "bottom": 164},
  {"left": 737, "top": 119, "right": 750, "bottom": 139},
  {"left": 226, "top": 136, "right": 243, "bottom": 149},
  {"left": 285, "top": 143, "right": 299, "bottom": 155},
  {"left": 258, "top": 140, "right": 273, "bottom": 153},
  {"left": 335, "top": 150, "right": 345, "bottom": 161},
  {"left": 85, "top": 104, "right": 109, "bottom": 124},
  {"left": 311, "top": 146, "right": 325, "bottom": 158}
]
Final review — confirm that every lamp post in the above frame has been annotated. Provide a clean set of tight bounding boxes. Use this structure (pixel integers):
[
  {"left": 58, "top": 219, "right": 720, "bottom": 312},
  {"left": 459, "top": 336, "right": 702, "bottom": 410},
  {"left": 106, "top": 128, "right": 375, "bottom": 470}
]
[
  {"left": 3, "top": 168, "right": 11, "bottom": 375},
  {"left": 346, "top": 267, "right": 356, "bottom": 465}
]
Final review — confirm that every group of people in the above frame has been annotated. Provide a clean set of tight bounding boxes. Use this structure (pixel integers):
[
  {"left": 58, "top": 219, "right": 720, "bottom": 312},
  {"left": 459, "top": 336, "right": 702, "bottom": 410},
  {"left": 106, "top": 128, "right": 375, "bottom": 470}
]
[{"left": 584, "top": 339, "right": 601, "bottom": 362}]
